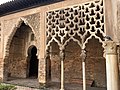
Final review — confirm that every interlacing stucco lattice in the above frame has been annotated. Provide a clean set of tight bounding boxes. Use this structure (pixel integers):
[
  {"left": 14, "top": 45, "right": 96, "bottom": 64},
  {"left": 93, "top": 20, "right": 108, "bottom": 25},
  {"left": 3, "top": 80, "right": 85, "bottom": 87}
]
[{"left": 46, "top": 0, "right": 105, "bottom": 49}]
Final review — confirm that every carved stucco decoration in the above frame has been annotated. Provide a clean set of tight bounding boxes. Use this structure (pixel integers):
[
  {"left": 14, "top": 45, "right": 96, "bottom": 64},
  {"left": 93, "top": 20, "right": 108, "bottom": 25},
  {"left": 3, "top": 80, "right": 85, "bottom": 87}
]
[
  {"left": 24, "top": 13, "right": 40, "bottom": 50},
  {"left": 3, "top": 18, "right": 19, "bottom": 36},
  {"left": 24, "top": 13, "right": 40, "bottom": 38},
  {"left": 46, "top": 0, "right": 105, "bottom": 50},
  {"left": 104, "top": 41, "right": 117, "bottom": 55},
  {"left": 4, "top": 18, "right": 20, "bottom": 57}
]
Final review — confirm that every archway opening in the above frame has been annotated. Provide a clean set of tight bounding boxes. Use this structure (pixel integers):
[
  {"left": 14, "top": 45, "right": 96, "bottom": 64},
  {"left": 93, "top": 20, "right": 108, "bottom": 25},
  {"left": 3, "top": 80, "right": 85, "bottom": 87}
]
[
  {"left": 6, "top": 22, "right": 34, "bottom": 78},
  {"left": 28, "top": 45, "right": 38, "bottom": 78},
  {"left": 64, "top": 39, "right": 81, "bottom": 84},
  {"left": 6, "top": 22, "right": 38, "bottom": 80},
  {"left": 4, "top": 21, "right": 40, "bottom": 88},
  {"left": 85, "top": 37, "right": 106, "bottom": 87}
]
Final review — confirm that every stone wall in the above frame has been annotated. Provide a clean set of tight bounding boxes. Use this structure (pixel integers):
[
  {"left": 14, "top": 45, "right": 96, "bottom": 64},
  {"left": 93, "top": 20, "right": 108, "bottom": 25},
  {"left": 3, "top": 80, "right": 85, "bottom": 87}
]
[{"left": 50, "top": 38, "right": 106, "bottom": 87}]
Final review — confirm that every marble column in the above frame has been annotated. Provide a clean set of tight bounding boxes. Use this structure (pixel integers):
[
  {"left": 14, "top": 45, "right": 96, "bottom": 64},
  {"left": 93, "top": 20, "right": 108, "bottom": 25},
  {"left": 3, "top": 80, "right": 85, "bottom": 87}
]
[
  {"left": 80, "top": 49, "right": 87, "bottom": 90},
  {"left": 104, "top": 41, "right": 119, "bottom": 90},
  {"left": 60, "top": 48, "right": 65, "bottom": 90}
]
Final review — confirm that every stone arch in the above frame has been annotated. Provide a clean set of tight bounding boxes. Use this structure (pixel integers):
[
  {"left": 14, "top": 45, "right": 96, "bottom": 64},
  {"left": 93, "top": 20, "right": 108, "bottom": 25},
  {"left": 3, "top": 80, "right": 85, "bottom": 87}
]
[
  {"left": 46, "top": 39, "right": 61, "bottom": 51},
  {"left": 63, "top": 38, "right": 82, "bottom": 49},
  {"left": 83, "top": 35, "right": 105, "bottom": 49},
  {"left": 3, "top": 18, "right": 38, "bottom": 80},
  {"left": 4, "top": 18, "right": 37, "bottom": 58}
]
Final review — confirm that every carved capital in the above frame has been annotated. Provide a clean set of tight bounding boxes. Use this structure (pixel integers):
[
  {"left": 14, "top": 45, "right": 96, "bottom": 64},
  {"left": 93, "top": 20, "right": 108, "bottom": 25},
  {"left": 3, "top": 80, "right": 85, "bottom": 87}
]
[
  {"left": 80, "top": 49, "right": 86, "bottom": 62},
  {"left": 104, "top": 41, "right": 117, "bottom": 55},
  {"left": 60, "top": 47, "right": 65, "bottom": 61},
  {"left": 45, "top": 49, "right": 50, "bottom": 59}
]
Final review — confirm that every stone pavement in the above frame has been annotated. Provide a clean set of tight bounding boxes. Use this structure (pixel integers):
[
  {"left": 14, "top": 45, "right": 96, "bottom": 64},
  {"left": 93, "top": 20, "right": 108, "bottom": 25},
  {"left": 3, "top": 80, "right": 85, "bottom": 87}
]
[
  {"left": 3, "top": 78, "right": 107, "bottom": 90},
  {"left": 15, "top": 86, "right": 106, "bottom": 90}
]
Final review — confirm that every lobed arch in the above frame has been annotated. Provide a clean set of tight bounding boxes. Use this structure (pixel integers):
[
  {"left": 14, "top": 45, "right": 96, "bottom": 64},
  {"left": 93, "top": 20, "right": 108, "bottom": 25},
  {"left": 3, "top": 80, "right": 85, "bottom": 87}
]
[
  {"left": 82, "top": 35, "right": 105, "bottom": 50},
  {"left": 46, "top": 35, "right": 105, "bottom": 54},
  {"left": 46, "top": 36, "right": 83, "bottom": 52},
  {"left": 63, "top": 37, "right": 82, "bottom": 49},
  {"left": 46, "top": 39, "right": 61, "bottom": 52}
]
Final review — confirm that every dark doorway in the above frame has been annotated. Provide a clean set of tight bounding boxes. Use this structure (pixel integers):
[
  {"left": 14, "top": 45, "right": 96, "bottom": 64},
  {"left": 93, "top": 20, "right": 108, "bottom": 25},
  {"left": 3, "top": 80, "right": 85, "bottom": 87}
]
[{"left": 28, "top": 46, "right": 38, "bottom": 78}]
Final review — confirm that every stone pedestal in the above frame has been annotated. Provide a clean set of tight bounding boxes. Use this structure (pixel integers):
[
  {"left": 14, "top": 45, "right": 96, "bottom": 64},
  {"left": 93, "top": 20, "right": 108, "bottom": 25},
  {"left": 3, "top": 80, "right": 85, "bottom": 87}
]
[{"left": 104, "top": 41, "right": 119, "bottom": 90}]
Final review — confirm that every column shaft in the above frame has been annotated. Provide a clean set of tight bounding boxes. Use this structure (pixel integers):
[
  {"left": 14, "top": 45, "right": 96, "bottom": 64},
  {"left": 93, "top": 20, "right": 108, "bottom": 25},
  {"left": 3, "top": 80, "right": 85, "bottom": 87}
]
[
  {"left": 60, "top": 59, "right": 64, "bottom": 90},
  {"left": 82, "top": 61, "right": 86, "bottom": 90},
  {"left": 60, "top": 49, "right": 65, "bottom": 90},
  {"left": 106, "top": 55, "right": 119, "bottom": 90},
  {"left": 104, "top": 41, "right": 119, "bottom": 90},
  {"left": 80, "top": 49, "right": 86, "bottom": 90}
]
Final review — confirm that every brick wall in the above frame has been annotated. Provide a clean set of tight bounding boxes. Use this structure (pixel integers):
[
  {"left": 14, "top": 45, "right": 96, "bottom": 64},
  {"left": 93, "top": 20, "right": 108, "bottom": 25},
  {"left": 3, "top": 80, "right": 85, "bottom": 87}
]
[
  {"left": 50, "top": 38, "right": 106, "bottom": 87},
  {"left": 7, "top": 25, "right": 32, "bottom": 78},
  {"left": 85, "top": 38, "right": 106, "bottom": 87}
]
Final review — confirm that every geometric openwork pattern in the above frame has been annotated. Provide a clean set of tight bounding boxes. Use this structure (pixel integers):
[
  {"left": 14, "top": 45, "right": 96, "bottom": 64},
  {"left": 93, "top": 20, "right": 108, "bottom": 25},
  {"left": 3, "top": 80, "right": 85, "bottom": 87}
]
[{"left": 46, "top": 0, "right": 105, "bottom": 49}]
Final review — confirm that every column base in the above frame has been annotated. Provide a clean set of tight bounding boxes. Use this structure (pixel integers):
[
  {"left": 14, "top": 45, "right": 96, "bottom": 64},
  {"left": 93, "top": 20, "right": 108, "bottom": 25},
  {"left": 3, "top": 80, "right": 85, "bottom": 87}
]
[
  {"left": 60, "top": 89, "right": 64, "bottom": 90},
  {"left": 39, "top": 83, "right": 48, "bottom": 89}
]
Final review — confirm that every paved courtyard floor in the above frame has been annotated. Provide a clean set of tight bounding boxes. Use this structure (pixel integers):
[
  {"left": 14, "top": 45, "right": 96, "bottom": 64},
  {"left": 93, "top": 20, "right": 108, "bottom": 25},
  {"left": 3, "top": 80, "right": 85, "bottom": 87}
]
[{"left": 3, "top": 78, "right": 107, "bottom": 90}]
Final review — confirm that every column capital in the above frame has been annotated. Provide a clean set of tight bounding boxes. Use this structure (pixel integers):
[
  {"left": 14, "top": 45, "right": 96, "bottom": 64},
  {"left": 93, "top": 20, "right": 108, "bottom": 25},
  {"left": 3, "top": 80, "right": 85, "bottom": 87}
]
[
  {"left": 45, "top": 49, "right": 50, "bottom": 59},
  {"left": 80, "top": 49, "right": 86, "bottom": 62},
  {"left": 60, "top": 49, "right": 65, "bottom": 61},
  {"left": 104, "top": 41, "right": 117, "bottom": 55}
]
